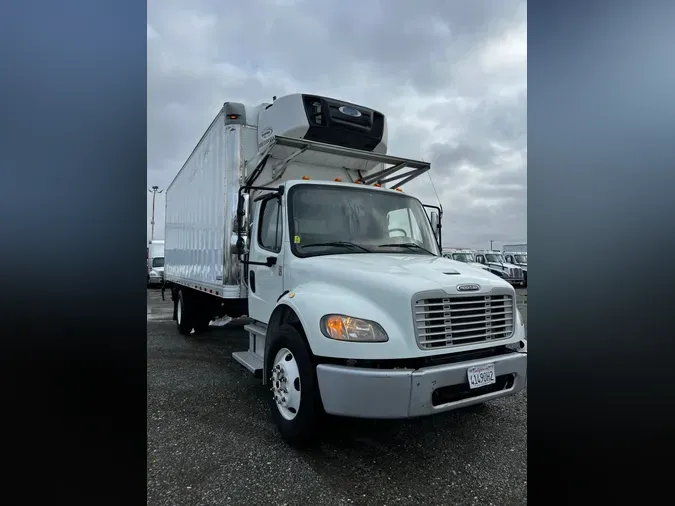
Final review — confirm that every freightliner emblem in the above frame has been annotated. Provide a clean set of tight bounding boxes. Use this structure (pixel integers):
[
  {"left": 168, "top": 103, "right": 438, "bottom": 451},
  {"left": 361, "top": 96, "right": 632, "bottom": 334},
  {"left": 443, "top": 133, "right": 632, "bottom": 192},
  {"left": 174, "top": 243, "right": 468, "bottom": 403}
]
[
  {"left": 457, "top": 284, "right": 480, "bottom": 292},
  {"left": 338, "top": 105, "right": 362, "bottom": 117}
]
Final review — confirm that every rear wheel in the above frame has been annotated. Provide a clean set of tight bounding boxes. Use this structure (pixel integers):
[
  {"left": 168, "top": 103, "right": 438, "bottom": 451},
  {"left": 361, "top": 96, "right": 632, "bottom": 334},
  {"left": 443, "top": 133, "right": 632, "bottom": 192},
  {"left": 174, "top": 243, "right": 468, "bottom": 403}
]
[
  {"left": 267, "top": 324, "right": 322, "bottom": 445},
  {"left": 176, "top": 290, "right": 193, "bottom": 335},
  {"left": 193, "top": 314, "right": 211, "bottom": 333}
]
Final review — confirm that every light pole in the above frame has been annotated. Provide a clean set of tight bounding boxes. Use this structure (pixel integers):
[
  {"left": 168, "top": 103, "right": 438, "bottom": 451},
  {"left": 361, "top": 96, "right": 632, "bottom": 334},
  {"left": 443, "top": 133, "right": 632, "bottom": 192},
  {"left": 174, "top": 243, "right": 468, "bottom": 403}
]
[
  {"left": 490, "top": 240, "right": 494, "bottom": 250},
  {"left": 149, "top": 185, "right": 163, "bottom": 241}
]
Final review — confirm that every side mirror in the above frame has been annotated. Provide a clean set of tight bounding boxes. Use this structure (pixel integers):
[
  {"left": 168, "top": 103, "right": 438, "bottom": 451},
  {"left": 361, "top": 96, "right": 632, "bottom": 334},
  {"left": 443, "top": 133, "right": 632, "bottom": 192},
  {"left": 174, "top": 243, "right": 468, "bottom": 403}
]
[
  {"left": 265, "top": 256, "right": 277, "bottom": 267},
  {"left": 235, "top": 235, "right": 248, "bottom": 255},
  {"left": 430, "top": 211, "right": 440, "bottom": 238}
]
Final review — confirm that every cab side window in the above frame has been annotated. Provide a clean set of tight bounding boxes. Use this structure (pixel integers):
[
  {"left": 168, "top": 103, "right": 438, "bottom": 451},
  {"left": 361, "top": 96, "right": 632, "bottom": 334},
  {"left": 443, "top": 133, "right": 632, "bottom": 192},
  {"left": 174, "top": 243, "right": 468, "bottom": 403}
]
[
  {"left": 476, "top": 255, "right": 485, "bottom": 264},
  {"left": 259, "top": 198, "right": 282, "bottom": 252}
]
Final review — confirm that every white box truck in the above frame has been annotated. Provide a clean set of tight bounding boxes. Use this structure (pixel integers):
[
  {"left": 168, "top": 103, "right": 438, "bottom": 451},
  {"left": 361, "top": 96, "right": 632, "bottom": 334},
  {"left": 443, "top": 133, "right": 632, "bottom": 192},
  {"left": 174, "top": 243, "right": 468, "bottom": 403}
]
[
  {"left": 147, "top": 239, "right": 165, "bottom": 287},
  {"left": 442, "top": 248, "right": 490, "bottom": 272},
  {"left": 164, "top": 93, "right": 527, "bottom": 444},
  {"left": 474, "top": 250, "right": 526, "bottom": 287},
  {"left": 503, "top": 251, "right": 527, "bottom": 287}
]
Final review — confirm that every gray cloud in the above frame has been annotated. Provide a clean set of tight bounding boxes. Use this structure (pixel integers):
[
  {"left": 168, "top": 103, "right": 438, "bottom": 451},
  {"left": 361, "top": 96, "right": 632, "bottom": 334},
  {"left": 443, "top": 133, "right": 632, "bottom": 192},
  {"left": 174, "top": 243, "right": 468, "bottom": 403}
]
[
  {"left": 147, "top": 0, "right": 527, "bottom": 249},
  {"left": 430, "top": 141, "right": 499, "bottom": 176}
]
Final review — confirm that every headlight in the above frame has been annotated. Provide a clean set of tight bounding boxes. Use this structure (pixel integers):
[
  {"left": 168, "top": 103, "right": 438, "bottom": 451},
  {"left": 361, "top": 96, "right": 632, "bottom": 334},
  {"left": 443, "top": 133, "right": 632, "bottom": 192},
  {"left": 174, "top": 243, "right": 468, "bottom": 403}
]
[
  {"left": 320, "top": 315, "right": 388, "bottom": 342},
  {"left": 150, "top": 270, "right": 159, "bottom": 277}
]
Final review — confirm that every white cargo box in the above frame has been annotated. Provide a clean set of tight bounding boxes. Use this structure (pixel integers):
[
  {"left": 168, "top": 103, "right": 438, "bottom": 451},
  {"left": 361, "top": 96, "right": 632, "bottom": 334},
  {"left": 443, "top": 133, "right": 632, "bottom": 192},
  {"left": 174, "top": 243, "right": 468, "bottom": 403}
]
[
  {"left": 164, "top": 111, "right": 257, "bottom": 298},
  {"left": 165, "top": 109, "right": 431, "bottom": 299}
]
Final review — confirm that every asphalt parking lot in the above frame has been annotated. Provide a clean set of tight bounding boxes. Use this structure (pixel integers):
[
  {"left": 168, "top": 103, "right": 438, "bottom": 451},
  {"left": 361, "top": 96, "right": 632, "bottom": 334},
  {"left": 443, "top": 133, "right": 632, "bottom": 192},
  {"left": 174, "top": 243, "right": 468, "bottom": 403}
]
[{"left": 147, "top": 288, "right": 527, "bottom": 506}]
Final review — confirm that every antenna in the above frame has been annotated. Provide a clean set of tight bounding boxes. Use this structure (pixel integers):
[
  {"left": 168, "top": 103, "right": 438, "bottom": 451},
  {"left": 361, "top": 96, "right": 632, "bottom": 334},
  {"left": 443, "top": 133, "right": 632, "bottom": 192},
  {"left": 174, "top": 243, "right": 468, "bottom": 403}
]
[{"left": 427, "top": 171, "right": 442, "bottom": 211}]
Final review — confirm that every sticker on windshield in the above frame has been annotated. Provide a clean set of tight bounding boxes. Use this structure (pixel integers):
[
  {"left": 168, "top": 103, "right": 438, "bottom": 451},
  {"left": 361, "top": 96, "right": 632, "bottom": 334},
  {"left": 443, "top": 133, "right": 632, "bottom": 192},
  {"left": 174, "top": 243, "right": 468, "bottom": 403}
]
[{"left": 294, "top": 235, "right": 301, "bottom": 244}]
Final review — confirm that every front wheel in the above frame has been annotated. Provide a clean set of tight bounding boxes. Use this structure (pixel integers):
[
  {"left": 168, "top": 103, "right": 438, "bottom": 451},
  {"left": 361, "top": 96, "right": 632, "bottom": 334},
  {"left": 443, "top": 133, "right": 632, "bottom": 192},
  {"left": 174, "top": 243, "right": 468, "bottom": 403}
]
[{"left": 267, "top": 324, "right": 323, "bottom": 445}]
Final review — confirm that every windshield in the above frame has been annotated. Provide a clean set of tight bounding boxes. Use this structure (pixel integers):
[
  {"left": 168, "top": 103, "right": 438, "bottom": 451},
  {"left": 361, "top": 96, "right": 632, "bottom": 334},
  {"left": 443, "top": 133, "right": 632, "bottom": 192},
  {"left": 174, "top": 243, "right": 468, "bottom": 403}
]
[
  {"left": 452, "top": 253, "right": 475, "bottom": 263},
  {"left": 515, "top": 254, "right": 527, "bottom": 264},
  {"left": 485, "top": 254, "right": 505, "bottom": 263},
  {"left": 288, "top": 184, "right": 440, "bottom": 258},
  {"left": 152, "top": 257, "right": 164, "bottom": 268}
]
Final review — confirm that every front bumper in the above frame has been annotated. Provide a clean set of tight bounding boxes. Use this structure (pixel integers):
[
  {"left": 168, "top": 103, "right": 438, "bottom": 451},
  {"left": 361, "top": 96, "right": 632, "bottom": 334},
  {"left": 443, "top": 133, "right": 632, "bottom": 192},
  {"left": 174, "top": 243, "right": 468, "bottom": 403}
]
[{"left": 316, "top": 351, "right": 527, "bottom": 419}]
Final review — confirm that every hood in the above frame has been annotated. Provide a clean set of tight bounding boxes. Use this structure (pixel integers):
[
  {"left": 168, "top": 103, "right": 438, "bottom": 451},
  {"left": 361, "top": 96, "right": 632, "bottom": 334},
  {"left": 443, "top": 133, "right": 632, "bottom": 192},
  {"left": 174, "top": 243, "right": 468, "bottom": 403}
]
[{"left": 291, "top": 253, "right": 511, "bottom": 298}]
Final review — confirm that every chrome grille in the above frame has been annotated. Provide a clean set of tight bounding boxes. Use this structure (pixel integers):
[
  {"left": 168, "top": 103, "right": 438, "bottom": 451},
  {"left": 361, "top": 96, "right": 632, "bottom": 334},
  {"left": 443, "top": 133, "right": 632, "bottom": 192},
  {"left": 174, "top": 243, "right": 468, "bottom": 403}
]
[
  {"left": 511, "top": 268, "right": 523, "bottom": 279},
  {"left": 414, "top": 294, "right": 515, "bottom": 349}
]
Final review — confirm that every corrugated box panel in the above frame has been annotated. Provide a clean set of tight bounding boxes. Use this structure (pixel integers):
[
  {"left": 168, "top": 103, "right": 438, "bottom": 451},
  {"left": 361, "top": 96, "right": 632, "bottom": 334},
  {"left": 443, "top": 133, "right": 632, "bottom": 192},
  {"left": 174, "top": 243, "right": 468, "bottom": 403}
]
[{"left": 165, "top": 112, "right": 228, "bottom": 286}]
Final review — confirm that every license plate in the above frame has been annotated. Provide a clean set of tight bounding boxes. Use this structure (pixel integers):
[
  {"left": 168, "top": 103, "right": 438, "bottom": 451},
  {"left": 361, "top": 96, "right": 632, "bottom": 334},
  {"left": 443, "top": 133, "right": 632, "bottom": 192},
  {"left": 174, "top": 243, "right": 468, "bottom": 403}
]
[{"left": 467, "top": 363, "right": 496, "bottom": 389}]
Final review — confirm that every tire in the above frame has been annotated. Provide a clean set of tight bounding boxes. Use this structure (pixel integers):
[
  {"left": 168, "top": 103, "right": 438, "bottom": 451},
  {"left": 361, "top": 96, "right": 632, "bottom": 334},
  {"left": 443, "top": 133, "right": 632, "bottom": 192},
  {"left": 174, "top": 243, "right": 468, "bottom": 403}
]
[
  {"left": 176, "top": 290, "right": 193, "bottom": 335},
  {"left": 193, "top": 315, "right": 211, "bottom": 333},
  {"left": 192, "top": 302, "right": 213, "bottom": 333},
  {"left": 267, "top": 324, "right": 323, "bottom": 446}
]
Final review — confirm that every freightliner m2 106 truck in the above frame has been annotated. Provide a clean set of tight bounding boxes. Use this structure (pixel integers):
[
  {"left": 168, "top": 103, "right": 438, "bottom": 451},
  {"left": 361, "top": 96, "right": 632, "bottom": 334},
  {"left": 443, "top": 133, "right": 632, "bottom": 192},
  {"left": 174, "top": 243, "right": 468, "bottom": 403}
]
[{"left": 164, "top": 94, "right": 527, "bottom": 444}]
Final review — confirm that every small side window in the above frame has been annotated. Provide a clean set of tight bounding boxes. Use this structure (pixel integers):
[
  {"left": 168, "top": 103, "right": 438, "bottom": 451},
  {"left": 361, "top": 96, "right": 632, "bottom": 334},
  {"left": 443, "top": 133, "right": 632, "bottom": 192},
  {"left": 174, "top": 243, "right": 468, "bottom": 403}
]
[
  {"left": 258, "top": 198, "right": 282, "bottom": 252},
  {"left": 476, "top": 255, "right": 485, "bottom": 264}
]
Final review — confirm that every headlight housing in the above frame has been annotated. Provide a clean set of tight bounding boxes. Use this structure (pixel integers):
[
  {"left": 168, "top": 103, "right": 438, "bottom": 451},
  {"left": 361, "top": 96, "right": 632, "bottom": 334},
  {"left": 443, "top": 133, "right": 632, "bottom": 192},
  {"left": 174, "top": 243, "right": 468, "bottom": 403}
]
[{"left": 320, "top": 315, "right": 388, "bottom": 342}]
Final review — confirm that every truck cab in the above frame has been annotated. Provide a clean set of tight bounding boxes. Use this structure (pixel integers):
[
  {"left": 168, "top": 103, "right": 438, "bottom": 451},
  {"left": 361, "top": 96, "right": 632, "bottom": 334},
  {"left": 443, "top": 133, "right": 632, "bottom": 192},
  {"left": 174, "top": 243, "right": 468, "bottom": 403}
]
[
  {"left": 147, "top": 239, "right": 165, "bottom": 287},
  {"left": 164, "top": 93, "right": 527, "bottom": 444},
  {"left": 247, "top": 178, "right": 443, "bottom": 321},
  {"left": 503, "top": 251, "right": 527, "bottom": 287},
  {"left": 442, "top": 248, "right": 490, "bottom": 272},
  {"left": 474, "top": 250, "right": 525, "bottom": 287},
  {"left": 244, "top": 180, "right": 527, "bottom": 443}
]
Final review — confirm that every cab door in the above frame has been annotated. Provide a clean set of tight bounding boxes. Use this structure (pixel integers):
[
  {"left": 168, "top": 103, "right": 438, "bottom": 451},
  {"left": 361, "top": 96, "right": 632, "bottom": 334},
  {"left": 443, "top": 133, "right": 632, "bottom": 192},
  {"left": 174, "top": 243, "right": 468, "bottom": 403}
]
[{"left": 248, "top": 195, "right": 285, "bottom": 323}]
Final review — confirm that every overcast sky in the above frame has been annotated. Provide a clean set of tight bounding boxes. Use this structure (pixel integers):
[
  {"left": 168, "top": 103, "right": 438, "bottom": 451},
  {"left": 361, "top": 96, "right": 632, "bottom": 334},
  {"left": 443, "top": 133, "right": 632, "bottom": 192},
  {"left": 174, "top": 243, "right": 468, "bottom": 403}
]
[{"left": 147, "top": 0, "right": 526, "bottom": 249}]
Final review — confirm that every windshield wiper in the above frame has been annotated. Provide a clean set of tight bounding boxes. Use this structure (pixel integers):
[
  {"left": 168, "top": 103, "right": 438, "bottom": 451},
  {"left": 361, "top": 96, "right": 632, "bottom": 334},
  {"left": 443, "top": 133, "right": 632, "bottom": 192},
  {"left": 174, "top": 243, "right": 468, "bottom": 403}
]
[
  {"left": 301, "top": 241, "right": 371, "bottom": 253},
  {"left": 377, "top": 242, "right": 435, "bottom": 256}
]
